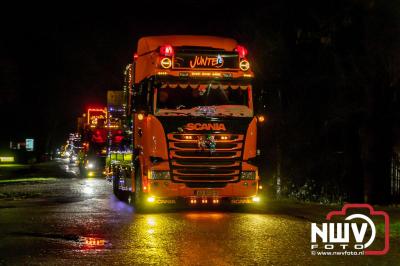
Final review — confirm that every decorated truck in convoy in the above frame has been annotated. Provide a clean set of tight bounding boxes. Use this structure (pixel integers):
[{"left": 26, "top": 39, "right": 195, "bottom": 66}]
[
  {"left": 108, "top": 35, "right": 264, "bottom": 208},
  {"left": 77, "top": 107, "right": 109, "bottom": 176}
]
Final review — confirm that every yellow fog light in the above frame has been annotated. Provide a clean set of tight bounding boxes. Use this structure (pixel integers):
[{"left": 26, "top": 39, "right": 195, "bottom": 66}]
[
  {"left": 88, "top": 171, "right": 95, "bottom": 177},
  {"left": 147, "top": 196, "right": 155, "bottom": 203},
  {"left": 160, "top": 57, "right": 172, "bottom": 69},
  {"left": 138, "top": 113, "right": 144, "bottom": 121},
  {"left": 252, "top": 196, "right": 260, "bottom": 203},
  {"left": 257, "top": 115, "right": 265, "bottom": 123}
]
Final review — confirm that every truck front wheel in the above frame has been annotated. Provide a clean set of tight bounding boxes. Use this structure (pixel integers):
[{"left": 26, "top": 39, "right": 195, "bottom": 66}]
[
  {"left": 134, "top": 167, "right": 144, "bottom": 210},
  {"left": 112, "top": 169, "right": 125, "bottom": 200}
]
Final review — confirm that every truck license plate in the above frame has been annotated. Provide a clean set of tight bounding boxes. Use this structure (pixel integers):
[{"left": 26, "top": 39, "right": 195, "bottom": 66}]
[{"left": 195, "top": 190, "right": 218, "bottom": 197}]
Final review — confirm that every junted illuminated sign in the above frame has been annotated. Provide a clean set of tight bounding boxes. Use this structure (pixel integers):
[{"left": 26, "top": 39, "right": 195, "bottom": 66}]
[
  {"left": 189, "top": 55, "right": 224, "bottom": 68},
  {"left": 173, "top": 52, "right": 238, "bottom": 70}
]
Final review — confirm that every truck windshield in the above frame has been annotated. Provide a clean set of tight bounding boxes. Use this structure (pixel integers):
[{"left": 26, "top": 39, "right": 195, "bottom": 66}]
[{"left": 155, "top": 83, "right": 253, "bottom": 117}]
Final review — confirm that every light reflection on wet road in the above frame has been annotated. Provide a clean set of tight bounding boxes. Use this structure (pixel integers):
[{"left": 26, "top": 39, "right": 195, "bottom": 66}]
[{"left": 0, "top": 161, "right": 398, "bottom": 265}]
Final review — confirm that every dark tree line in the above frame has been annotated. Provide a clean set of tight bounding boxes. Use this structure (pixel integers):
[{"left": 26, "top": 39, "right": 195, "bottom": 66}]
[{"left": 235, "top": 0, "right": 400, "bottom": 204}]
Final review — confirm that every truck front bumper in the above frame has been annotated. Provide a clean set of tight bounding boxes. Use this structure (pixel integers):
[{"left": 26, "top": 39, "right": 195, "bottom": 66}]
[
  {"left": 144, "top": 195, "right": 261, "bottom": 206},
  {"left": 145, "top": 161, "right": 262, "bottom": 205}
]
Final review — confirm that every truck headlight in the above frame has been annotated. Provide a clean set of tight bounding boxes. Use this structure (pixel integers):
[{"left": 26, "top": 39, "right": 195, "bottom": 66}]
[
  {"left": 149, "top": 171, "right": 170, "bottom": 180},
  {"left": 252, "top": 196, "right": 260, "bottom": 202},
  {"left": 241, "top": 171, "right": 256, "bottom": 180}
]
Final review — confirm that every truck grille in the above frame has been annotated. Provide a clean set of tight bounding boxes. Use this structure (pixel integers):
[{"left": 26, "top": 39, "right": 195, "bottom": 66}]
[{"left": 167, "top": 133, "right": 244, "bottom": 183}]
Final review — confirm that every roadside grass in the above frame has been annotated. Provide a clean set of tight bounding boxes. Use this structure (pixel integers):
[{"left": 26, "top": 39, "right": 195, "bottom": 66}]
[
  {"left": 0, "top": 175, "right": 59, "bottom": 199},
  {"left": 0, "top": 164, "right": 29, "bottom": 168},
  {"left": 0, "top": 177, "right": 57, "bottom": 183},
  {"left": 0, "top": 161, "right": 68, "bottom": 181}
]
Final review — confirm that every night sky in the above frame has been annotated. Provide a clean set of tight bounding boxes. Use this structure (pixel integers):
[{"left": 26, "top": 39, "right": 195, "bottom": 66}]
[{"left": 0, "top": 2, "right": 250, "bottom": 152}]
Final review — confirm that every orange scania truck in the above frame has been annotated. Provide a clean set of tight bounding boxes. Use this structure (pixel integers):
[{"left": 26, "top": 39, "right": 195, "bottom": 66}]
[{"left": 109, "top": 35, "right": 263, "bottom": 208}]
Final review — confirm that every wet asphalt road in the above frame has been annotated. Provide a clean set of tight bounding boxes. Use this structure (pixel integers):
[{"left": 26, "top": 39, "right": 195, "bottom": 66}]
[{"left": 0, "top": 161, "right": 399, "bottom": 265}]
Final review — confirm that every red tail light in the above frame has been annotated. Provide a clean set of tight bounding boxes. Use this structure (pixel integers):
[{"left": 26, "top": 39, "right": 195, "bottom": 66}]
[
  {"left": 134, "top": 53, "right": 139, "bottom": 61},
  {"left": 160, "top": 45, "right": 174, "bottom": 57},
  {"left": 236, "top": 45, "right": 248, "bottom": 58}
]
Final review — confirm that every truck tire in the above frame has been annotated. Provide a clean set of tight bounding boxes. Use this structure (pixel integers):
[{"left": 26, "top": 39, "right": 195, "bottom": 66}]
[
  {"left": 113, "top": 169, "right": 125, "bottom": 200},
  {"left": 127, "top": 192, "right": 134, "bottom": 205},
  {"left": 113, "top": 168, "right": 133, "bottom": 203},
  {"left": 134, "top": 166, "right": 145, "bottom": 211},
  {"left": 123, "top": 168, "right": 134, "bottom": 205}
]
